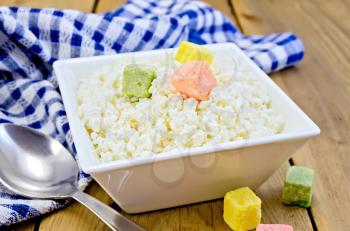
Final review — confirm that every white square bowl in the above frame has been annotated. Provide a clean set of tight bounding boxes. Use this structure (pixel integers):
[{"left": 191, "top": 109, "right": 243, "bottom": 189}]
[{"left": 54, "top": 43, "right": 320, "bottom": 213}]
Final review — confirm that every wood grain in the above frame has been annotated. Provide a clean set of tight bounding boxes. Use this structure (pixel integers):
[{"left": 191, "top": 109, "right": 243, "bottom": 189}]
[
  {"left": 0, "top": 0, "right": 96, "bottom": 12},
  {"left": 94, "top": 0, "right": 125, "bottom": 13},
  {"left": 257, "top": 163, "right": 313, "bottom": 230},
  {"left": 232, "top": 0, "right": 350, "bottom": 230}
]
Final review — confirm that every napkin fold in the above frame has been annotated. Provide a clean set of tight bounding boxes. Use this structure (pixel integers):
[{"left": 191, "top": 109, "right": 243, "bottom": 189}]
[{"left": 0, "top": 0, "right": 304, "bottom": 226}]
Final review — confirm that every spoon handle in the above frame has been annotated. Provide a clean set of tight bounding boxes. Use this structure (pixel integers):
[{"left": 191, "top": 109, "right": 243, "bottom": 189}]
[{"left": 72, "top": 191, "right": 145, "bottom": 231}]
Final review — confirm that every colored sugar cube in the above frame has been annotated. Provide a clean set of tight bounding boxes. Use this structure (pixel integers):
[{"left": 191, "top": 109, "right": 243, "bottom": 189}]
[
  {"left": 282, "top": 166, "right": 314, "bottom": 207},
  {"left": 223, "top": 187, "right": 261, "bottom": 231},
  {"left": 122, "top": 64, "right": 156, "bottom": 98},
  {"left": 257, "top": 224, "right": 294, "bottom": 231},
  {"left": 175, "top": 41, "right": 214, "bottom": 64},
  {"left": 171, "top": 61, "right": 217, "bottom": 101}
]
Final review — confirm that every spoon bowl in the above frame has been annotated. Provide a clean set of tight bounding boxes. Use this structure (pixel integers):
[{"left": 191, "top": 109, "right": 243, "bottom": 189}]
[
  {"left": 0, "top": 124, "right": 78, "bottom": 198},
  {"left": 0, "top": 123, "right": 144, "bottom": 231}
]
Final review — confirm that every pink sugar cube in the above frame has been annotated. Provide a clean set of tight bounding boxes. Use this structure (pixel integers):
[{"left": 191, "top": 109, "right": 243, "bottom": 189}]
[{"left": 256, "top": 224, "right": 294, "bottom": 231}]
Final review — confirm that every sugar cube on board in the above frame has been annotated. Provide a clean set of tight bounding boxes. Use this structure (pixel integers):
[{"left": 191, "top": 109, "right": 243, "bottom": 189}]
[
  {"left": 282, "top": 166, "right": 314, "bottom": 207},
  {"left": 256, "top": 224, "right": 294, "bottom": 231},
  {"left": 175, "top": 41, "right": 214, "bottom": 64},
  {"left": 223, "top": 187, "right": 261, "bottom": 230},
  {"left": 122, "top": 64, "right": 156, "bottom": 98}
]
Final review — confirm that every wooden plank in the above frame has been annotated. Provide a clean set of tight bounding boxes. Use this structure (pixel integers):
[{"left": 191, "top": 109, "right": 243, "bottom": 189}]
[
  {"left": 0, "top": 0, "right": 96, "bottom": 12},
  {"left": 38, "top": 181, "right": 113, "bottom": 231},
  {"left": 232, "top": 0, "right": 350, "bottom": 230},
  {"left": 257, "top": 163, "right": 313, "bottom": 230},
  {"left": 121, "top": 206, "right": 180, "bottom": 231},
  {"left": 94, "top": 0, "right": 125, "bottom": 13}
]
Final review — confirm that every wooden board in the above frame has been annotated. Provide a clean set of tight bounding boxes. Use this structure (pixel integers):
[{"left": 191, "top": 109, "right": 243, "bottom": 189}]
[
  {"left": 232, "top": 0, "right": 350, "bottom": 230},
  {"left": 257, "top": 163, "right": 313, "bottom": 230},
  {"left": 4, "top": 0, "right": 343, "bottom": 230},
  {"left": 94, "top": 0, "right": 125, "bottom": 13}
]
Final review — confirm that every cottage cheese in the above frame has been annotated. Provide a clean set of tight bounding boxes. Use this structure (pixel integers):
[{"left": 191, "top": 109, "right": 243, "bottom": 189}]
[{"left": 76, "top": 55, "right": 284, "bottom": 162}]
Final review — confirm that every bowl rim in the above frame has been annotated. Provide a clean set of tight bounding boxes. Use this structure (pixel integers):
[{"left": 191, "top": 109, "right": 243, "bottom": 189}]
[{"left": 54, "top": 43, "right": 320, "bottom": 174}]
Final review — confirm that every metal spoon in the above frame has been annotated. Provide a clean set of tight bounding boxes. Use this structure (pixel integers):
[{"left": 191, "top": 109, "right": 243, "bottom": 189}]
[{"left": 0, "top": 123, "right": 144, "bottom": 231}]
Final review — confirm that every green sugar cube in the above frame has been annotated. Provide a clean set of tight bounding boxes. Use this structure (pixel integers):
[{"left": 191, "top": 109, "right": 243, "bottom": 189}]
[
  {"left": 122, "top": 64, "right": 156, "bottom": 98},
  {"left": 282, "top": 166, "right": 314, "bottom": 207}
]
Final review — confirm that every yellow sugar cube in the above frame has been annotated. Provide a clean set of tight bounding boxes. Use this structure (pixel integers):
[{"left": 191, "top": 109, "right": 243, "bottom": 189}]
[
  {"left": 175, "top": 41, "right": 214, "bottom": 64},
  {"left": 223, "top": 187, "right": 261, "bottom": 231}
]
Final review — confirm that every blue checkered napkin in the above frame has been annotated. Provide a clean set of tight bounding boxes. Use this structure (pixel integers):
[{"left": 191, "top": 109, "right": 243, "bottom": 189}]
[{"left": 0, "top": 0, "right": 304, "bottom": 226}]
